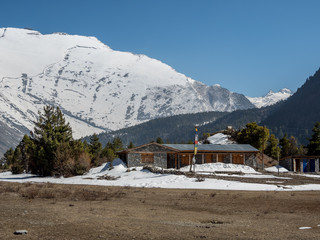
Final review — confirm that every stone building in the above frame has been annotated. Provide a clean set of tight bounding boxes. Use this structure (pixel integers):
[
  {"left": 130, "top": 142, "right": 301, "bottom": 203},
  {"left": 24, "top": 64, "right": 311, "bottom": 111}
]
[{"left": 118, "top": 142, "right": 259, "bottom": 169}]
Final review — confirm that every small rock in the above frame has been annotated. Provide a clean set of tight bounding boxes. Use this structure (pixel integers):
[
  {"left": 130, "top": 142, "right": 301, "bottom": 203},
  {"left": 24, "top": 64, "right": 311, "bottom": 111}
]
[{"left": 14, "top": 230, "right": 28, "bottom": 235}]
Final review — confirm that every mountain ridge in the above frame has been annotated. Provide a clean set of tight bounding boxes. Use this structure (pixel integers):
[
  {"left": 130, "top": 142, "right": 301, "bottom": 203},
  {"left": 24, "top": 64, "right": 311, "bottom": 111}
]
[
  {"left": 0, "top": 27, "right": 294, "bottom": 157},
  {"left": 0, "top": 27, "right": 255, "bottom": 140}
]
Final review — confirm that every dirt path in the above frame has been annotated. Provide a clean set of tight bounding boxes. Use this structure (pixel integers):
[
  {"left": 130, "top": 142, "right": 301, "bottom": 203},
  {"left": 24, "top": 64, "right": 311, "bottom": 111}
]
[{"left": 0, "top": 182, "right": 320, "bottom": 239}]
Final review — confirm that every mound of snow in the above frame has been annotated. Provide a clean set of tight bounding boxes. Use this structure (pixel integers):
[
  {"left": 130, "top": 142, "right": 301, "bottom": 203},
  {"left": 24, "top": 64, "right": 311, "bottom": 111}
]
[
  {"left": 265, "top": 165, "right": 289, "bottom": 173},
  {"left": 207, "top": 133, "right": 235, "bottom": 144},
  {"left": 180, "top": 163, "right": 259, "bottom": 174}
]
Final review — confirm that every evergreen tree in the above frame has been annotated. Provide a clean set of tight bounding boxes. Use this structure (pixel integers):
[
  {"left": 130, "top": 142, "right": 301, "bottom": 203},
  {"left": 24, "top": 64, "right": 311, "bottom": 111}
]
[
  {"left": 101, "top": 147, "right": 116, "bottom": 162},
  {"left": 307, "top": 122, "right": 320, "bottom": 155},
  {"left": 18, "top": 135, "right": 35, "bottom": 173},
  {"left": 265, "top": 134, "right": 280, "bottom": 159},
  {"left": 1, "top": 148, "right": 14, "bottom": 169},
  {"left": 156, "top": 137, "right": 164, "bottom": 144},
  {"left": 279, "top": 134, "right": 291, "bottom": 158},
  {"left": 288, "top": 136, "right": 298, "bottom": 156},
  {"left": 31, "top": 106, "right": 73, "bottom": 176},
  {"left": 89, "top": 133, "right": 102, "bottom": 166},
  {"left": 3, "top": 105, "right": 91, "bottom": 176},
  {"left": 112, "top": 136, "right": 124, "bottom": 152},
  {"left": 237, "top": 122, "right": 269, "bottom": 151},
  {"left": 128, "top": 142, "right": 135, "bottom": 149},
  {"left": 11, "top": 147, "right": 23, "bottom": 174}
]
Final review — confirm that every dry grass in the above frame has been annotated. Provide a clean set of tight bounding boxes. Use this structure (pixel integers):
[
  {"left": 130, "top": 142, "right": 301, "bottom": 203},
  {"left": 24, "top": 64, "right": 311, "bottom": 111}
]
[
  {"left": 1, "top": 181, "right": 320, "bottom": 240},
  {"left": 0, "top": 181, "right": 126, "bottom": 201}
]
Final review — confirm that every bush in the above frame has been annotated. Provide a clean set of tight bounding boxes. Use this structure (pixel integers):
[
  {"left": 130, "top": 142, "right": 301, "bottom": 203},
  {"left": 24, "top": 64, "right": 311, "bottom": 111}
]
[{"left": 11, "top": 164, "right": 24, "bottom": 174}]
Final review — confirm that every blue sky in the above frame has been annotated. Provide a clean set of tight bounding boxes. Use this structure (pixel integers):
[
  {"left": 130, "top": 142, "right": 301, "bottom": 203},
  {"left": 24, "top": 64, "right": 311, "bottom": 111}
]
[{"left": 1, "top": 0, "right": 320, "bottom": 97}]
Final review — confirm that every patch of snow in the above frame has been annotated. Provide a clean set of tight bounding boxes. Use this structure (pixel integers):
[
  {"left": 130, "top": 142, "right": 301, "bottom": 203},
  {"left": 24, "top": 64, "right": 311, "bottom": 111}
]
[
  {"left": 0, "top": 160, "right": 320, "bottom": 191},
  {"left": 207, "top": 133, "right": 235, "bottom": 144},
  {"left": 299, "top": 227, "right": 312, "bottom": 230},
  {"left": 180, "top": 163, "right": 259, "bottom": 174},
  {"left": 297, "top": 174, "right": 320, "bottom": 178},
  {"left": 265, "top": 165, "right": 289, "bottom": 173}
]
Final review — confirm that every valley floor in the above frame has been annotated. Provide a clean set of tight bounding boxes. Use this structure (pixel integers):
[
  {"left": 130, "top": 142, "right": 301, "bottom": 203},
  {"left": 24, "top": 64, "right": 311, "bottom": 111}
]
[{"left": 0, "top": 182, "right": 320, "bottom": 240}]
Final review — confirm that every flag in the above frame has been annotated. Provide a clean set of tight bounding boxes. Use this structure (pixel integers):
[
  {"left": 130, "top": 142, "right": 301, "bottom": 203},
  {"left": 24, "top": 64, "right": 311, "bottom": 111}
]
[{"left": 194, "top": 126, "right": 198, "bottom": 155}]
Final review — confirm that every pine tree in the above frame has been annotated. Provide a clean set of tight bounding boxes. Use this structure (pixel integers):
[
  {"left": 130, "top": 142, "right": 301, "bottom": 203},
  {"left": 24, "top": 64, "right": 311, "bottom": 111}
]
[
  {"left": 112, "top": 137, "right": 124, "bottom": 152},
  {"left": 18, "top": 135, "right": 35, "bottom": 173},
  {"left": 128, "top": 142, "right": 135, "bottom": 149},
  {"left": 307, "top": 122, "right": 320, "bottom": 155},
  {"left": 237, "top": 122, "right": 269, "bottom": 151},
  {"left": 279, "top": 134, "right": 291, "bottom": 158},
  {"left": 156, "top": 137, "right": 164, "bottom": 144},
  {"left": 32, "top": 105, "right": 73, "bottom": 176},
  {"left": 89, "top": 133, "right": 102, "bottom": 166},
  {"left": 1, "top": 148, "right": 14, "bottom": 169},
  {"left": 265, "top": 134, "right": 280, "bottom": 159},
  {"left": 288, "top": 136, "right": 298, "bottom": 156}
]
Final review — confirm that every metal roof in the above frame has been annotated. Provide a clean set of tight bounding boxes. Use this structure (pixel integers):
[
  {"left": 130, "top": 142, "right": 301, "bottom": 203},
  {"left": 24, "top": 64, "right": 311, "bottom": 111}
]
[{"left": 162, "top": 144, "right": 259, "bottom": 152}]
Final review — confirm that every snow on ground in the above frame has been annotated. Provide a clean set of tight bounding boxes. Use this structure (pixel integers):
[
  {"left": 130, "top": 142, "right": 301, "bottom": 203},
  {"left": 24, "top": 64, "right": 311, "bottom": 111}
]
[
  {"left": 265, "top": 165, "right": 289, "bottom": 173},
  {"left": 297, "top": 174, "right": 320, "bottom": 179},
  {"left": 1, "top": 159, "right": 320, "bottom": 191},
  {"left": 180, "top": 162, "right": 258, "bottom": 174},
  {"left": 207, "top": 133, "right": 235, "bottom": 144}
]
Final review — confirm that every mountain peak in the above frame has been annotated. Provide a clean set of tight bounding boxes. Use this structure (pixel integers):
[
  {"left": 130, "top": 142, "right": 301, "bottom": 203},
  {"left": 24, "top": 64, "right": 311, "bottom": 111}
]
[{"left": 247, "top": 89, "right": 292, "bottom": 108}]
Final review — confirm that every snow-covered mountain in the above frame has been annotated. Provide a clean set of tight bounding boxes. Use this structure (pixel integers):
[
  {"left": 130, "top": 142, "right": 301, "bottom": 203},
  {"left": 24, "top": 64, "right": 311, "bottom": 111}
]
[
  {"left": 246, "top": 88, "right": 292, "bottom": 108},
  {"left": 0, "top": 27, "right": 255, "bottom": 142}
]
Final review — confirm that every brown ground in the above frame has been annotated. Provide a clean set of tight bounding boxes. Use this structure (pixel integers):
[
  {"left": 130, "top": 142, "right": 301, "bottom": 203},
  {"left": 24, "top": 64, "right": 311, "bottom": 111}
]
[{"left": 0, "top": 181, "right": 320, "bottom": 240}]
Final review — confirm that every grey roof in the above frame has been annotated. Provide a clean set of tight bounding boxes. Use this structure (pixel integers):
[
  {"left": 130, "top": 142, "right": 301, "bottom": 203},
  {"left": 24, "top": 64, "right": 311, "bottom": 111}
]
[{"left": 163, "top": 144, "right": 258, "bottom": 152}]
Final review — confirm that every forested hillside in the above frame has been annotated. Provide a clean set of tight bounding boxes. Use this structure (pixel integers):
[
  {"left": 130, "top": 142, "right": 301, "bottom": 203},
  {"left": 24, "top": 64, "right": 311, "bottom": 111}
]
[
  {"left": 262, "top": 68, "right": 320, "bottom": 145},
  {"left": 93, "top": 105, "right": 279, "bottom": 147},
  {"left": 91, "top": 112, "right": 228, "bottom": 146}
]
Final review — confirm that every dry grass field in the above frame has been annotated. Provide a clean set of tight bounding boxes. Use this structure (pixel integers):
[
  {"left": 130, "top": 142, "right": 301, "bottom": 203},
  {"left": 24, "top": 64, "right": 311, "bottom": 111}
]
[{"left": 0, "top": 181, "right": 320, "bottom": 239}]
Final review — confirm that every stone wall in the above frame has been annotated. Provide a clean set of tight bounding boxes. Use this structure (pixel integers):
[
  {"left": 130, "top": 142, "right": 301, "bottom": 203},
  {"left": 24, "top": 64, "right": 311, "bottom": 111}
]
[
  {"left": 127, "top": 152, "right": 167, "bottom": 168},
  {"left": 127, "top": 153, "right": 142, "bottom": 168},
  {"left": 154, "top": 153, "right": 167, "bottom": 169},
  {"left": 245, "top": 153, "right": 258, "bottom": 169},
  {"left": 132, "top": 144, "right": 171, "bottom": 152},
  {"left": 279, "top": 158, "right": 292, "bottom": 171}
]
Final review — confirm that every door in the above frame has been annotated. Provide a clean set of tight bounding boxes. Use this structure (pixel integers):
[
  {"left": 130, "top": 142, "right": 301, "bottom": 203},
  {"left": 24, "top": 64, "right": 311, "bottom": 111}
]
[
  {"left": 303, "top": 159, "right": 308, "bottom": 172},
  {"left": 310, "top": 159, "right": 315, "bottom": 172}
]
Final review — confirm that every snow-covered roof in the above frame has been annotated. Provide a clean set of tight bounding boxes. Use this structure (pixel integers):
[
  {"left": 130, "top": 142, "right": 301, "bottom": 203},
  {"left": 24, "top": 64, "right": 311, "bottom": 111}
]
[{"left": 207, "top": 133, "right": 235, "bottom": 144}]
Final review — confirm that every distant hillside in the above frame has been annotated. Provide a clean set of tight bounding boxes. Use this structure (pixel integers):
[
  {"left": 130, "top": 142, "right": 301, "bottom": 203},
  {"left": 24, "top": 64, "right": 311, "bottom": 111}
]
[
  {"left": 92, "top": 105, "right": 281, "bottom": 147},
  {"left": 88, "top": 112, "right": 229, "bottom": 146},
  {"left": 262, "top": 68, "right": 320, "bottom": 145},
  {"left": 201, "top": 104, "right": 281, "bottom": 134}
]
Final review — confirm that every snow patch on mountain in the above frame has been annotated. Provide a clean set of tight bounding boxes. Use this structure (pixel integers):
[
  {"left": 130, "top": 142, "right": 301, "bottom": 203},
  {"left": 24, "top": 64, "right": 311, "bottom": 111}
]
[{"left": 247, "top": 88, "right": 292, "bottom": 108}]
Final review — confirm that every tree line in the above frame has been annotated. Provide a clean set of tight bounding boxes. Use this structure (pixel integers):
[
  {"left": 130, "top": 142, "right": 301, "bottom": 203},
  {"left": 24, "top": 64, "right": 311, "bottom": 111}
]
[
  {"left": 231, "top": 122, "right": 320, "bottom": 159},
  {"left": 0, "top": 106, "right": 126, "bottom": 176},
  {"left": 1, "top": 106, "right": 319, "bottom": 176}
]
